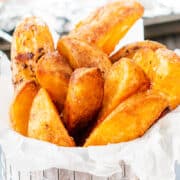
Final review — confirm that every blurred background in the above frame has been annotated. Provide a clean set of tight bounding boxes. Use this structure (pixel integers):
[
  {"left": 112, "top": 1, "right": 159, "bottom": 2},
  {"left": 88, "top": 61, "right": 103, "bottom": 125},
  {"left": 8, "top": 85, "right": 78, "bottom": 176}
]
[
  {"left": 0, "top": 0, "right": 180, "bottom": 58},
  {"left": 0, "top": 0, "right": 180, "bottom": 179}
]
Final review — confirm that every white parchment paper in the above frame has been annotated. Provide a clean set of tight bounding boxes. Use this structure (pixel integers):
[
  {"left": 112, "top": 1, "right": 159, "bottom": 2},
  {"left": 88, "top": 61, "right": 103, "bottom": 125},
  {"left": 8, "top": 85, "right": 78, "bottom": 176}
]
[{"left": 0, "top": 20, "right": 180, "bottom": 180}]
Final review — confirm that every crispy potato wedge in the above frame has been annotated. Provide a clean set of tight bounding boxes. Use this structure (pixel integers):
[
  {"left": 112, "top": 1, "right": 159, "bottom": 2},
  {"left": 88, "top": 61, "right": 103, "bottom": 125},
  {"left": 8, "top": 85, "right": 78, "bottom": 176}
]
[
  {"left": 133, "top": 48, "right": 180, "bottom": 109},
  {"left": 10, "top": 81, "right": 39, "bottom": 136},
  {"left": 84, "top": 90, "right": 168, "bottom": 146},
  {"left": 36, "top": 51, "right": 72, "bottom": 110},
  {"left": 69, "top": 0, "right": 144, "bottom": 54},
  {"left": 132, "top": 47, "right": 158, "bottom": 81},
  {"left": 57, "top": 37, "right": 111, "bottom": 76},
  {"left": 11, "top": 16, "right": 54, "bottom": 89},
  {"left": 98, "top": 58, "right": 149, "bottom": 122},
  {"left": 110, "top": 40, "right": 166, "bottom": 63},
  {"left": 63, "top": 67, "right": 104, "bottom": 133},
  {"left": 153, "top": 49, "right": 180, "bottom": 109},
  {"left": 28, "top": 88, "right": 75, "bottom": 147}
]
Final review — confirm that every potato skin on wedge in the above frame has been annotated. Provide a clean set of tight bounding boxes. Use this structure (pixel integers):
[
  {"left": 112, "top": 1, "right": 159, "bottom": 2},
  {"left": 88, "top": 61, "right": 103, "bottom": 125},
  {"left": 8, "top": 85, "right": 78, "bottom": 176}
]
[
  {"left": 98, "top": 58, "right": 149, "bottom": 122},
  {"left": 36, "top": 51, "right": 72, "bottom": 111},
  {"left": 57, "top": 37, "right": 111, "bottom": 76},
  {"left": 84, "top": 90, "right": 168, "bottom": 146},
  {"left": 69, "top": 0, "right": 144, "bottom": 54},
  {"left": 11, "top": 16, "right": 54, "bottom": 89},
  {"left": 63, "top": 67, "right": 104, "bottom": 133},
  {"left": 10, "top": 81, "right": 39, "bottom": 136},
  {"left": 28, "top": 88, "right": 75, "bottom": 147},
  {"left": 133, "top": 48, "right": 180, "bottom": 109},
  {"left": 110, "top": 40, "right": 166, "bottom": 63}
]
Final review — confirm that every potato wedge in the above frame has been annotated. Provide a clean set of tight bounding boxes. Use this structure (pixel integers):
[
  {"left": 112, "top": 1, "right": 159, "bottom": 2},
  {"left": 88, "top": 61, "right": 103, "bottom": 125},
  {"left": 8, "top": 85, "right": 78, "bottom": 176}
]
[
  {"left": 133, "top": 48, "right": 180, "bottom": 109},
  {"left": 57, "top": 37, "right": 111, "bottom": 76},
  {"left": 10, "top": 81, "right": 39, "bottom": 136},
  {"left": 36, "top": 51, "right": 72, "bottom": 111},
  {"left": 98, "top": 58, "right": 149, "bottom": 122},
  {"left": 110, "top": 40, "right": 166, "bottom": 63},
  {"left": 132, "top": 47, "right": 158, "bottom": 81},
  {"left": 69, "top": 0, "right": 144, "bottom": 54},
  {"left": 28, "top": 88, "right": 75, "bottom": 147},
  {"left": 11, "top": 16, "right": 54, "bottom": 89},
  {"left": 63, "top": 67, "right": 104, "bottom": 133},
  {"left": 84, "top": 90, "right": 168, "bottom": 146},
  {"left": 153, "top": 48, "right": 180, "bottom": 109}
]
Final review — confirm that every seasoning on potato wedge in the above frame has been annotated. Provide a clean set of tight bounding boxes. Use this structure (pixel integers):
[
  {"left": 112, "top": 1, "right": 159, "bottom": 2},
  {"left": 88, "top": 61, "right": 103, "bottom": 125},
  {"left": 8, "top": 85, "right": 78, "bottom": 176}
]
[
  {"left": 98, "top": 58, "right": 149, "bottom": 122},
  {"left": 57, "top": 37, "right": 111, "bottom": 76},
  {"left": 10, "top": 81, "right": 39, "bottom": 136},
  {"left": 63, "top": 67, "right": 104, "bottom": 134},
  {"left": 110, "top": 40, "right": 166, "bottom": 63},
  {"left": 69, "top": 0, "right": 144, "bottom": 54},
  {"left": 11, "top": 16, "right": 54, "bottom": 89},
  {"left": 28, "top": 88, "right": 75, "bottom": 147},
  {"left": 36, "top": 51, "right": 72, "bottom": 111},
  {"left": 133, "top": 48, "right": 180, "bottom": 109},
  {"left": 84, "top": 90, "right": 168, "bottom": 146}
]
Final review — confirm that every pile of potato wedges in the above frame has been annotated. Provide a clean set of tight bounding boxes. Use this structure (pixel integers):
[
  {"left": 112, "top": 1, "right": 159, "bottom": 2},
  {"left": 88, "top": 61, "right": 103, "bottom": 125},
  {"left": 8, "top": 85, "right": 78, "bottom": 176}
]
[{"left": 10, "top": 0, "right": 180, "bottom": 147}]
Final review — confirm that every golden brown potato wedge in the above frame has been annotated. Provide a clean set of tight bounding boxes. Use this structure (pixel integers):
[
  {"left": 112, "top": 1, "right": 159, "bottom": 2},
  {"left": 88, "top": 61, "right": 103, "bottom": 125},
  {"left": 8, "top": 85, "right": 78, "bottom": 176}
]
[
  {"left": 10, "top": 81, "right": 39, "bottom": 136},
  {"left": 11, "top": 16, "right": 54, "bottom": 89},
  {"left": 84, "top": 90, "right": 168, "bottom": 146},
  {"left": 132, "top": 47, "right": 158, "bottom": 81},
  {"left": 133, "top": 48, "right": 180, "bottom": 109},
  {"left": 57, "top": 37, "right": 111, "bottom": 76},
  {"left": 28, "top": 88, "right": 75, "bottom": 147},
  {"left": 110, "top": 40, "right": 166, "bottom": 63},
  {"left": 36, "top": 51, "right": 72, "bottom": 111},
  {"left": 98, "top": 58, "right": 149, "bottom": 122},
  {"left": 153, "top": 48, "right": 180, "bottom": 109},
  {"left": 69, "top": 0, "right": 144, "bottom": 54},
  {"left": 63, "top": 67, "right": 104, "bottom": 133}
]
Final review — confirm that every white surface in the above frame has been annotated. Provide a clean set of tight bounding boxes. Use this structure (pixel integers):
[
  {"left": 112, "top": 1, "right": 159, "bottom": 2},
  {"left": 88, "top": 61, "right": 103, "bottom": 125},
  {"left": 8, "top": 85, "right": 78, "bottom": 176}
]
[
  {"left": 112, "top": 19, "right": 144, "bottom": 55},
  {"left": 0, "top": 21, "right": 180, "bottom": 180}
]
